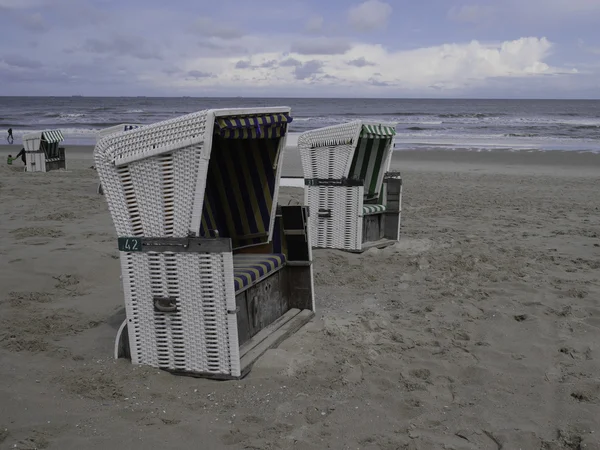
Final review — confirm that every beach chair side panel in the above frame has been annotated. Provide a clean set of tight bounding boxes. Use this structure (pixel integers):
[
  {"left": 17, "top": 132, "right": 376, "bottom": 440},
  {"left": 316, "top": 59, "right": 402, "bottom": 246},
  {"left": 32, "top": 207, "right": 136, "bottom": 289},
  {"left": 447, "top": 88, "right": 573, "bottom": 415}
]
[
  {"left": 305, "top": 184, "right": 363, "bottom": 250},
  {"left": 121, "top": 250, "right": 239, "bottom": 376}
]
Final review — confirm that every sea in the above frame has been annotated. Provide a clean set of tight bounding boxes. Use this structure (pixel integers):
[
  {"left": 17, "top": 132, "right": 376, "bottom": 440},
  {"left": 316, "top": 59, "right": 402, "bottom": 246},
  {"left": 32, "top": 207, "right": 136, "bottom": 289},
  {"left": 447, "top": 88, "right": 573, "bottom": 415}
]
[{"left": 1, "top": 97, "right": 600, "bottom": 152}]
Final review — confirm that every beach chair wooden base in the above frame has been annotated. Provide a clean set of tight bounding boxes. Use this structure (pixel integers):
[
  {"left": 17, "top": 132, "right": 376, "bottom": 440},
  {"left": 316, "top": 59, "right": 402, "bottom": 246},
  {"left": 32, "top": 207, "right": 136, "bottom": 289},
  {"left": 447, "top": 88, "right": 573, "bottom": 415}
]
[
  {"left": 115, "top": 308, "right": 314, "bottom": 380},
  {"left": 348, "top": 238, "right": 398, "bottom": 253}
]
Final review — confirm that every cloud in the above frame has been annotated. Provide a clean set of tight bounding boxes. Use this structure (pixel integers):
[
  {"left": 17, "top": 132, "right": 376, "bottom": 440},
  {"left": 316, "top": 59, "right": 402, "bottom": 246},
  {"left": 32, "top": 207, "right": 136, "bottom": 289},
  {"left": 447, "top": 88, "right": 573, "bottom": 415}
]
[
  {"left": 163, "top": 67, "right": 181, "bottom": 75},
  {"left": 83, "top": 36, "right": 163, "bottom": 60},
  {"left": 369, "top": 78, "right": 390, "bottom": 86},
  {"left": 173, "top": 36, "right": 569, "bottom": 94},
  {"left": 347, "top": 57, "right": 375, "bottom": 67},
  {"left": 191, "top": 17, "right": 243, "bottom": 40},
  {"left": 305, "top": 16, "right": 323, "bottom": 32},
  {"left": 447, "top": 5, "right": 495, "bottom": 24},
  {"left": 290, "top": 38, "right": 352, "bottom": 55},
  {"left": 1, "top": 54, "right": 42, "bottom": 69},
  {"left": 234, "top": 58, "right": 277, "bottom": 70},
  {"left": 280, "top": 58, "right": 302, "bottom": 67},
  {"left": 235, "top": 60, "right": 251, "bottom": 69},
  {"left": 294, "top": 60, "right": 323, "bottom": 80},
  {"left": 347, "top": 0, "right": 392, "bottom": 32},
  {"left": 187, "top": 70, "right": 212, "bottom": 78},
  {"left": 259, "top": 60, "right": 277, "bottom": 68}
]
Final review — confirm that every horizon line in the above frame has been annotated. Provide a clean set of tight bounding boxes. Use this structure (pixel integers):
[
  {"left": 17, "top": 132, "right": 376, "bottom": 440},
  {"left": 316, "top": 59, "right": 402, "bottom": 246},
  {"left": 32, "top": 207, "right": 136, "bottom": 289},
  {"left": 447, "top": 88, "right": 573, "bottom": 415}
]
[{"left": 1, "top": 95, "right": 600, "bottom": 101}]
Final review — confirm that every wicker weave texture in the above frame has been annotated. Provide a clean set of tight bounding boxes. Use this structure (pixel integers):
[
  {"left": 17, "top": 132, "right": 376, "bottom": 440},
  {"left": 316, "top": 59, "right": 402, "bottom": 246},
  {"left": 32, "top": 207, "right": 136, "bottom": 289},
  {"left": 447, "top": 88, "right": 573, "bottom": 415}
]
[
  {"left": 298, "top": 121, "right": 361, "bottom": 179},
  {"left": 121, "top": 251, "right": 239, "bottom": 375},
  {"left": 298, "top": 120, "right": 397, "bottom": 180},
  {"left": 95, "top": 111, "right": 208, "bottom": 166},
  {"left": 305, "top": 185, "right": 363, "bottom": 250}
]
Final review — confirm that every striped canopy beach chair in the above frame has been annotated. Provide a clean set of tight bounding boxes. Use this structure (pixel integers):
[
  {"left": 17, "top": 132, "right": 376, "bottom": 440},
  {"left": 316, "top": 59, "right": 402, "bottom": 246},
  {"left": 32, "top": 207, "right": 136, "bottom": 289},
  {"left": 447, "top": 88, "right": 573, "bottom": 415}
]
[
  {"left": 22, "top": 129, "right": 66, "bottom": 172},
  {"left": 95, "top": 124, "right": 143, "bottom": 194},
  {"left": 95, "top": 108, "right": 315, "bottom": 380},
  {"left": 299, "top": 121, "right": 402, "bottom": 252}
]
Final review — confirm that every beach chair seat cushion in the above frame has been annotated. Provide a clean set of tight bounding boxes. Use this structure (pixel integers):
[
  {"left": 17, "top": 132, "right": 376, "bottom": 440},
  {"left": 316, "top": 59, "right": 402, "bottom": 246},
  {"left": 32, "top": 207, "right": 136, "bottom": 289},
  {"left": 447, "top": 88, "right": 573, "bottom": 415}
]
[
  {"left": 362, "top": 204, "right": 386, "bottom": 215},
  {"left": 233, "top": 253, "right": 286, "bottom": 292}
]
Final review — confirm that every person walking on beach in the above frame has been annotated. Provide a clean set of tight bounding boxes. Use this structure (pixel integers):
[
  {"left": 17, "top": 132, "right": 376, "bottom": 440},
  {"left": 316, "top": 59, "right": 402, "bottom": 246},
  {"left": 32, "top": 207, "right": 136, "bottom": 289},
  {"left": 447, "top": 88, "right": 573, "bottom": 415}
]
[
  {"left": 7, "top": 154, "right": 15, "bottom": 165},
  {"left": 7, "top": 128, "right": 13, "bottom": 144}
]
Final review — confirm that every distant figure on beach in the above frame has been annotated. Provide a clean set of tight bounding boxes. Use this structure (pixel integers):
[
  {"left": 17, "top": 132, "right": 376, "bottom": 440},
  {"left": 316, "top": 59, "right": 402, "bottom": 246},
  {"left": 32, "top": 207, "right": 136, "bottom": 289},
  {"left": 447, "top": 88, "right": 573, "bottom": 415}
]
[
  {"left": 7, "top": 154, "right": 15, "bottom": 165},
  {"left": 7, "top": 128, "right": 13, "bottom": 144},
  {"left": 15, "top": 147, "right": 26, "bottom": 166}
]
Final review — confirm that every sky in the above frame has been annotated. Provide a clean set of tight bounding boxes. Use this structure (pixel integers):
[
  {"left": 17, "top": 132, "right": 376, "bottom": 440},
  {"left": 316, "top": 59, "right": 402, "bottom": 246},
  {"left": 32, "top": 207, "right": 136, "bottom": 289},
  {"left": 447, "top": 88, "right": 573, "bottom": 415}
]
[{"left": 0, "top": 0, "right": 600, "bottom": 98}]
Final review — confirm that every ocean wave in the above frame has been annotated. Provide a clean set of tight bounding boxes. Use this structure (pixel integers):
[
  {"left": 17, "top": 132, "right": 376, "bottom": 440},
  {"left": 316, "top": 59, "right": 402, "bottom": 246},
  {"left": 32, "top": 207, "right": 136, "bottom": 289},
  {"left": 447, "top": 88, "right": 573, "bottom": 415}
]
[
  {"left": 505, "top": 133, "right": 539, "bottom": 138},
  {"left": 340, "top": 112, "right": 434, "bottom": 117},
  {"left": 439, "top": 113, "right": 505, "bottom": 118},
  {"left": 406, "top": 126, "right": 428, "bottom": 131},
  {"left": 572, "top": 124, "right": 600, "bottom": 129},
  {"left": 410, "top": 121, "right": 442, "bottom": 125},
  {"left": 125, "top": 109, "right": 144, "bottom": 113},
  {"left": 42, "top": 112, "right": 85, "bottom": 118}
]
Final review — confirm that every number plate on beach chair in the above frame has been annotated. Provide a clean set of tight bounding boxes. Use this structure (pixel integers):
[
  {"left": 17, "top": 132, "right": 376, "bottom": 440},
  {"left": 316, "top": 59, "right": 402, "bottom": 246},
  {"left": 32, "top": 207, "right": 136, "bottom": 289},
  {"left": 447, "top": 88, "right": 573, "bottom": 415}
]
[{"left": 118, "top": 237, "right": 142, "bottom": 252}]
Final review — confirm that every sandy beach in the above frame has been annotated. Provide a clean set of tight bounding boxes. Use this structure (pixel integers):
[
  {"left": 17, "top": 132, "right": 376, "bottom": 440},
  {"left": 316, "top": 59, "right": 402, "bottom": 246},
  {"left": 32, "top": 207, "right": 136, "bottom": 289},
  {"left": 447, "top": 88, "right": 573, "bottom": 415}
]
[{"left": 1, "top": 145, "right": 599, "bottom": 449}]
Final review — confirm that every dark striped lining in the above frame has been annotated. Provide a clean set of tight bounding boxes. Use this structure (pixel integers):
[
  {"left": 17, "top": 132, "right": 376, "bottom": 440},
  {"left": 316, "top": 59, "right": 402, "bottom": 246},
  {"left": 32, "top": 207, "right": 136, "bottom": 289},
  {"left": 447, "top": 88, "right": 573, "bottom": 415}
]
[
  {"left": 199, "top": 136, "right": 280, "bottom": 249},
  {"left": 348, "top": 137, "right": 391, "bottom": 199}
]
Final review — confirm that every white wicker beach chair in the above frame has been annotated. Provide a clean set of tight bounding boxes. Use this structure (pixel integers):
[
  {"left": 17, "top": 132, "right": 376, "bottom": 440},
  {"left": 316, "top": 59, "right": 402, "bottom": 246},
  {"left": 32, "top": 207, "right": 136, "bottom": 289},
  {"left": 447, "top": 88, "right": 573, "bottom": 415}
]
[
  {"left": 96, "top": 124, "right": 143, "bottom": 194},
  {"left": 22, "top": 129, "right": 66, "bottom": 172},
  {"left": 299, "top": 121, "right": 402, "bottom": 252},
  {"left": 95, "top": 108, "right": 315, "bottom": 379}
]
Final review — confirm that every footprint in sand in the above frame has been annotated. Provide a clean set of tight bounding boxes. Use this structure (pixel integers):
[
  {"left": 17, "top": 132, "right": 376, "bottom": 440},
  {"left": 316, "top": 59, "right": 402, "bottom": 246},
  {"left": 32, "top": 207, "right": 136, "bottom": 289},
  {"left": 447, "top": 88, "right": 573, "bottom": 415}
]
[
  {"left": 35, "top": 211, "right": 78, "bottom": 221},
  {"left": 10, "top": 227, "right": 63, "bottom": 240},
  {"left": 5, "top": 291, "right": 53, "bottom": 307}
]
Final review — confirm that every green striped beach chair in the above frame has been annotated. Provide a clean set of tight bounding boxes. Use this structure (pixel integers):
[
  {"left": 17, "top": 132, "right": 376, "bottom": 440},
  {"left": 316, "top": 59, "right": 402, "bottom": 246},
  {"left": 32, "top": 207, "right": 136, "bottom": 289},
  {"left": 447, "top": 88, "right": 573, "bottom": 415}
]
[
  {"left": 95, "top": 108, "right": 315, "bottom": 380},
  {"left": 299, "top": 121, "right": 402, "bottom": 252},
  {"left": 22, "top": 129, "right": 66, "bottom": 172}
]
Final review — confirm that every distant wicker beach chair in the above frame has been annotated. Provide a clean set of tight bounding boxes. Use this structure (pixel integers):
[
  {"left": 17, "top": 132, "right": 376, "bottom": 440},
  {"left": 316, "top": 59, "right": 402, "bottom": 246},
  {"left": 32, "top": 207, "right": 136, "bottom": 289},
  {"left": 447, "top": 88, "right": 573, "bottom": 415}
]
[
  {"left": 95, "top": 108, "right": 315, "bottom": 380},
  {"left": 22, "top": 129, "right": 66, "bottom": 172},
  {"left": 96, "top": 124, "right": 143, "bottom": 194},
  {"left": 298, "top": 121, "right": 402, "bottom": 252}
]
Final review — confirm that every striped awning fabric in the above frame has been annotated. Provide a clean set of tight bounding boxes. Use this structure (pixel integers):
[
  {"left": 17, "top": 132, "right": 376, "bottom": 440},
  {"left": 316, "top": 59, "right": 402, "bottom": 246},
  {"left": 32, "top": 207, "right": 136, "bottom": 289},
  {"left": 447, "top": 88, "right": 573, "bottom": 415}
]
[
  {"left": 349, "top": 134, "right": 390, "bottom": 197},
  {"left": 215, "top": 113, "right": 293, "bottom": 139},
  {"left": 362, "top": 204, "right": 386, "bottom": 215},
  {"left": 360, "top": 124, "right": 396, "bottom": 138},
  {"left": 42, "top": 130, "right": 64, "bottom": 143}
]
